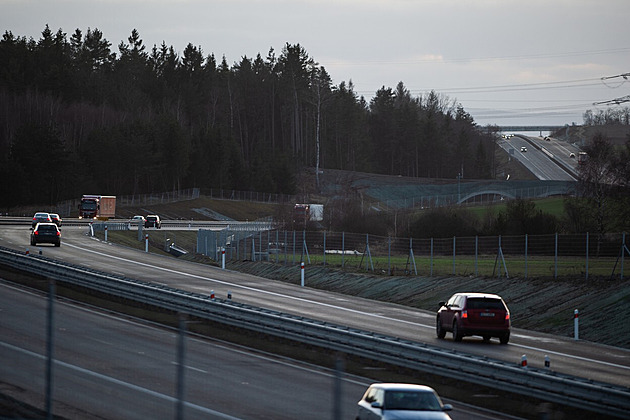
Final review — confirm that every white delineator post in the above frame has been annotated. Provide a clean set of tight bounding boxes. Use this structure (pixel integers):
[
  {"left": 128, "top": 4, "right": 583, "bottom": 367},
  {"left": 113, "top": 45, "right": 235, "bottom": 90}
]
[
  {"left": 221, "top": 247, "right": 226, "bottom": 269},
  {"left": 104, "top": 225, "right": 108, "bottom": 242},
  {"left": 145, "top": 234, "right": 149, "bottom": 252},
  {"left": 300, "top": 262, "right": 305, "bottom": 287},
  {"left": 574, "top": 309, "right": 579, "bottom": 340}
]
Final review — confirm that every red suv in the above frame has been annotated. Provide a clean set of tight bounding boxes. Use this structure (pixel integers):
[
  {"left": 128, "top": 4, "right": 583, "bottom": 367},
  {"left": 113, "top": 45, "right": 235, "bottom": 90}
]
[{"left": 436, "top": 293, "right": 510, "bottom": 344}]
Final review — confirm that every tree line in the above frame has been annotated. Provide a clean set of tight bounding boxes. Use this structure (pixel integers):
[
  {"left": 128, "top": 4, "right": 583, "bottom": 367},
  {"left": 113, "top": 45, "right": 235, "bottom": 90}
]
[{"left": 0, "top": 25, "right": 496, "bottom": 209}]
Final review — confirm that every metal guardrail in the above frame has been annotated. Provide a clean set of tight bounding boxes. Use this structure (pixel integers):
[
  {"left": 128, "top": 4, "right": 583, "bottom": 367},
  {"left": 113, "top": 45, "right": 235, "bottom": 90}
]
[
  {"left": 0, "top": 245, "right": 629, "bottom": 418},
  {"left": 0, "top": 217, "right": 275, "bottom": 232}
]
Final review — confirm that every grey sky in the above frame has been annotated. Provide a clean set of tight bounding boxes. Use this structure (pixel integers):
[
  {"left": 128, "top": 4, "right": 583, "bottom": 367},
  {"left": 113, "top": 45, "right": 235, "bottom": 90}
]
[{"left": 3, "top": 0, "right": 629, "bottom": 127}]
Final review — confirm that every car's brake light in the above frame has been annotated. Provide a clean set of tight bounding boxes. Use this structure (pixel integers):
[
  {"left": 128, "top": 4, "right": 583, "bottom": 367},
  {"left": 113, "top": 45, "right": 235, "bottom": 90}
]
[
  {"left": 461, "top": 310, "right": 468, "bottom": 319},
  {"left": 34, "top": 231, "right": 39, "bottom": 235},
  {"left": 505, "top": 313, "right": 510, "bottom": 320}
]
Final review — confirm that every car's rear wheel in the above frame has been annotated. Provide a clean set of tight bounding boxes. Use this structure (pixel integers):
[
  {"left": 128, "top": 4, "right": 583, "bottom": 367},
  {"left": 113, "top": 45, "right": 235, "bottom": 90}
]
[
  {"left": 499, "top": 332, "right": 510, "bottom": 345},
  {"left": 482, "top": 335, "right": 491, "bottom": 342},
  {"left": 436, "top": 317, "right": 446, "bottom": 339},
  {"left": 452, "top": 321, "right": 463, "bottom": 342},
  {"left": 55, "top": 242, "right": 60, "bottom": 247}
]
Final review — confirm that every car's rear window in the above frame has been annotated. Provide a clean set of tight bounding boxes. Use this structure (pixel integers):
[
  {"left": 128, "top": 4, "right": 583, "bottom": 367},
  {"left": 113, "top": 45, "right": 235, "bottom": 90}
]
[
  {"left": 38, "top": 226, "right": 57, "bottom": 233},
  {"left": 467, "top": 298, "right": 504, "bottom": 310}
]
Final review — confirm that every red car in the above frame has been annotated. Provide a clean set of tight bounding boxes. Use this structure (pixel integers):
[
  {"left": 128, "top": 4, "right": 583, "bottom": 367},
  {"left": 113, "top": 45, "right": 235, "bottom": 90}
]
[{"left": 436, "top": 293, "right": 510, "bottom": 344}]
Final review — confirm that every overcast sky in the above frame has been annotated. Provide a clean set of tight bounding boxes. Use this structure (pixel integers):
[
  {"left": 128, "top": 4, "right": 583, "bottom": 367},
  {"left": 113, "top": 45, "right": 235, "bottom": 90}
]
[{"left": 3, "top": 0, "right": 629, "bottom": 128}]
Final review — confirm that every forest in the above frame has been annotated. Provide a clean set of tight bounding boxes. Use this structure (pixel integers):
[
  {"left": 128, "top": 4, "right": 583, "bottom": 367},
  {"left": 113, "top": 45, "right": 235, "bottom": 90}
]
[{"left": 0, "top": 25, "right": 497, "bottom": 209}]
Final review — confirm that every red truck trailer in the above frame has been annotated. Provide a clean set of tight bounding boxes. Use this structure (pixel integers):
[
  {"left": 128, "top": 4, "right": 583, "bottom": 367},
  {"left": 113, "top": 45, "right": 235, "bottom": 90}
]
[{"left": 78, "top": 195, "right": 116, "bottom": 220}]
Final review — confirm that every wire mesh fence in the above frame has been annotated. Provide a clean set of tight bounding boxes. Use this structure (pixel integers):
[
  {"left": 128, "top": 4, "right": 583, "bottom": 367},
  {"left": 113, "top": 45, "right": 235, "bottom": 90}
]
[{"left": 205, "top": 230, "right": 630, "bottom": 280}]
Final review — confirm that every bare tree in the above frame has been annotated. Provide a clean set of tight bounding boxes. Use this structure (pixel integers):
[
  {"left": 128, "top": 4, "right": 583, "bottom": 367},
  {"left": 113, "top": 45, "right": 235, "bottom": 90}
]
[{"left": 578, "top": 133, "right": 620, "bottom": 252}]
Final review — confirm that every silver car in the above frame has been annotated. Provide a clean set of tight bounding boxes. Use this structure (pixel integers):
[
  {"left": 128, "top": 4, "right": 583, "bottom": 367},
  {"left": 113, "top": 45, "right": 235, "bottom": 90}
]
[{"left": 357, "top": 383, "right": 453, "bottom": 420}]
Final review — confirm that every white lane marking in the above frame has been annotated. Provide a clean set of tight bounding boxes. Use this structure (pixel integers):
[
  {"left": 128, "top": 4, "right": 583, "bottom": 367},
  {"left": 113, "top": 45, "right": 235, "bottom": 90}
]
[
  {"left": 171, "top": 361, "right": 207, "bottom": 374},
  {"left": 1, "top": 281, "right": 369, "bottom": 386},
  {"left": 65, "top": 242, "right": 420, "bottom": 324},
  {"left": 64, "top": 242, "right": 630, "bottom": 371},
  {"left": 0, "top": 341, "right": 243, "bottom": 420}
]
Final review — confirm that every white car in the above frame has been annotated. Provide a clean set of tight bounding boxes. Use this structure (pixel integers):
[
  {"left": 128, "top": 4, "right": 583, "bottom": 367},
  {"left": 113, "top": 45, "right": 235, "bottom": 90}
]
[
  {"left": 520, "top": 146, "right": 527, "bottom": 152},
  {"left": 129, "top": 215, "right": 145, "bottom": 224},
  {"left": 357, "top": 383, "right": 453, "bottom": 420}
]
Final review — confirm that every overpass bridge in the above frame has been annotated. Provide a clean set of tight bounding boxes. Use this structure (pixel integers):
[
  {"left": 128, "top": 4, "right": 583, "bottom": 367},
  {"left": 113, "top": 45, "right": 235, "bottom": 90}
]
[
  {"left": 370, "top": 180, "right": 577, "bottom": 210},
  {"left": 497, "top": 125, "right": 565, "bottom": 133}
]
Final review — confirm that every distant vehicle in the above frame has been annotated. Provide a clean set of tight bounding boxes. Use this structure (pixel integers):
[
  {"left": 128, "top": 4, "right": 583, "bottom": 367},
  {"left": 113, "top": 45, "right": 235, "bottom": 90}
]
[
  {"left": 129, "top": 215, "right": 145, "bottom": 224},
  {"left": 78, "top": 195, "right": 116, "bottom": 220},
  {"left": 30, "top": 223, "right": 61, "bottom": 247},
  {"left": 145, "top": 215, "right": 161, "bottom": 229},
  {"left": 32, "top": 212, "right": 52, "bottom": 228},
  {"left": 356, "top": 383, "right": 453, "bottom": 420},
  {"left": 49, "top": 213, "right": 62, "bottom": 227},
  {"left": 569, "top": 153, "right": 575, "bottom": 159},
  {"left": 544, "top": 136, "right": 551, "bottom": 141},
  {"left": 293, "top": 203, "right": 324, "bottom": 227},
  {"left": 436, "top": 292, "right": 511, "bottom": 344},
  {"left": 520, "top": 146, "right": 527, "bottom": 152},
  {"left": 577, "top": 151, "right": 588, "bottom": 164}
]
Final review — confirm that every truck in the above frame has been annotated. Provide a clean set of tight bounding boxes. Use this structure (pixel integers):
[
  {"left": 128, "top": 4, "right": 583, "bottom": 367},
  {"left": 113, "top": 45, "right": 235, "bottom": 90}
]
[
  {"left": 293, "top": 203, "right": 324, "bottom": 227},
  {"left": 78, "top": 195, "right": 116, "bottom": 220},
  {"left": 577, "top": 151, "right": 588, "bottom": 165}
]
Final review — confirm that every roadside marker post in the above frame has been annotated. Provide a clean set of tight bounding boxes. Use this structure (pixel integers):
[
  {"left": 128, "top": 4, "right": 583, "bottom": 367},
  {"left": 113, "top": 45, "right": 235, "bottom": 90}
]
[
  {"left": 544, "top": 355, "right": 550, "bottom": 369},
  {"left": 521, "top": 354, "right": 527, "bottom": 368},
  {"left": 300, "top": 262, "right": 305, "bottom": 287},
  {"left": 574, "top": 309, "right": 579, "bottom": 340},
  {"left": 104, "top": 225, "right": 108, "bottom": 242},
  {"left": 145, "top": 234, "right": 149, "bottom": 252},
  {"left": 221, "top": 247, "right": 226, "bottom": 269}
]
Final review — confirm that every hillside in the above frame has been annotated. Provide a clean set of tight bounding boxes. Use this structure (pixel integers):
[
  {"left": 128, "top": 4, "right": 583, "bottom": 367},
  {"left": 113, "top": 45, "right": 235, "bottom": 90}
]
[
  {"left": 225, "top": 260, "right": 630, "bottom": 349},
  {"left": 553, "top": 124, "right": 630, "bottom": 147}
]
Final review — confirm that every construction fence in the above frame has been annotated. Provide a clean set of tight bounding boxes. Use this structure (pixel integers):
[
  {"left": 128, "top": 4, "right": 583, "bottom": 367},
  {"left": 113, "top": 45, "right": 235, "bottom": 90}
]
[{"left": 198, "top": 230, "right": 630, "bottom": 280}]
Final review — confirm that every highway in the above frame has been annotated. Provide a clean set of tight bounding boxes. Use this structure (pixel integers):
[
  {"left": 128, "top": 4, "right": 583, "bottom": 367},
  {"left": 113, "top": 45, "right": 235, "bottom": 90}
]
[
  {"left": 498, "top": 135, "right": 580, "bottom": 181},
  {"left": 0, "top": 272, "right": 516, "bottom": 420},
  {"left": 0, "top": 282, "right": 372, "bottom": 420},
  {"left": 2, "top": 224, "right": 629, "bottom": 418}
]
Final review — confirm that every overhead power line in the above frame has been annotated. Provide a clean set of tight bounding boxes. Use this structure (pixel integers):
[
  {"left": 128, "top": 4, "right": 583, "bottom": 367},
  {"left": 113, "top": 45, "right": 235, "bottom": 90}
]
[
  {"left": 601, "top": 72, "right": 630, "bottom": 81},
  {"left": 593, "top": 95, "right": 630, "bottom": 106}
]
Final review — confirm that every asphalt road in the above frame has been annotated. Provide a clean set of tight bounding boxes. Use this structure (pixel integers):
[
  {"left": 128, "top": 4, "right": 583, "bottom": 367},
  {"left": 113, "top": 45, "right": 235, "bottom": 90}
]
[
  {"left": 0, "top": 282, "right": 369, "bottom": 419},
  {"left": 0, "top": 281, "right": 517, "bottom": 420},
  {"left": 2, "top": 224, "right": 629, "bottom": 418},
  {"left": 498, "top": 135, "right": 577, "bottom": 181}
]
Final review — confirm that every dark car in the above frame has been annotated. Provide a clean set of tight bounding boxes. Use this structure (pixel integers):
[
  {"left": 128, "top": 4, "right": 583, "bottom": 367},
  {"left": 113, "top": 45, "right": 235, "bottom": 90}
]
[
  {"left": 30, "top": 223, "right": 61, "bottom": 247},
  {"left": 145, "top": 215, "right": 161, "bottom": 229},
  {"left": 32, "top": 212, "right": 52, "bottom": 228},
  {"left": 436, "top": 292, "right": 510, "bottom": 344},
  {"left": 49, "top": 213, "right": 62, "bottom": 227}
]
